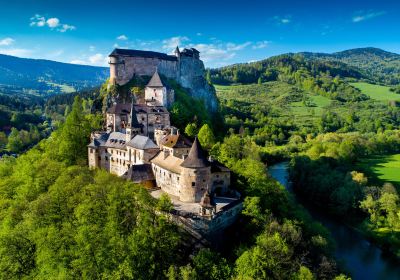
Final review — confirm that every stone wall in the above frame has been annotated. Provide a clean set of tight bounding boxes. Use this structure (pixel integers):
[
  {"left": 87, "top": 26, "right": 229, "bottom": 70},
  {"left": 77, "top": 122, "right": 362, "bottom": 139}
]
[
  {"left": 180, "top": 167, "right": 211, "bottom": 202},
  {"left": 111, "top": 56, "right": 177, "bottom": 85},
  {"left": 152, "top": 164, "right": 181, "bottom": 197}
]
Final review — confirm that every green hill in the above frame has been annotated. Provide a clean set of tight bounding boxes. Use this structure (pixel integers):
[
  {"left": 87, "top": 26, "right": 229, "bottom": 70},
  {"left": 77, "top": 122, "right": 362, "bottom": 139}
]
[{"left": 0, "top": 54, "right": 108, "bottom": 96}]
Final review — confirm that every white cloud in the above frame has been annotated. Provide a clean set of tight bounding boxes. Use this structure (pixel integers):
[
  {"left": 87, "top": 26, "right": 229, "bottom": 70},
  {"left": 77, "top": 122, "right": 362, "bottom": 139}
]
[
  {"left": 60, "top": 24, "right": 76, "bottom": 32},
  {"left": 70, "top": 59, "right": 87, "bottom": 65},
  {"left": 30, "top": 14, "right": 75, "bottom": 32},
  {"left": 162, "top": 36, "right": 190, "bottom": 50},
  {"left": 252, "top": 40, "right": 270, "bottom": 49},
  {"left": 272, "top": 15, "right": 292, "bottom": 25},
  {"left": 0, "top": 48, "right": 32, "bottom": 57},
  {"left": 117, "top": 35, "right": 128, "bottom": 40},
  {"left": 71, "top": 53, "right": 108, "bottom": 67},
  {"left": 352, "top": 10, "right": 386, "bottom": 23},
  {"left": 196, "top": 32, "right": 202, "bottom": 36},
  {"left": 46, "top": 18, "right": 60, "bottom": 28},
  {"left": 186, "top": 43, "right": 236, "bottom": 63},
  {"left": 226, "top": 41, "right": 252, "bottom": 51},
  {"left": 89, "top": 45, "right": 95, "bottom": 51},
  {"left": 0, "top": 37, "right": 15, "bottom": 46}
]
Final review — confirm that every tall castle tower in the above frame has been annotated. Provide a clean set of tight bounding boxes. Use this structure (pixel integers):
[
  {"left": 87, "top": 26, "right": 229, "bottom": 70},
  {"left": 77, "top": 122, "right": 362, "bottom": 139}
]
[{"left": 179, "top": 138, "right": 211, "bottom": 202}]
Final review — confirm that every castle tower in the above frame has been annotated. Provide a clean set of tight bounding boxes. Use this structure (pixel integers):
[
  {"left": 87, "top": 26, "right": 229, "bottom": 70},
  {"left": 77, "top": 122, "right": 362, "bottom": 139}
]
[
  {"left": 179, "top": 137, "right": 211, "bottom": 202},
  {"left": 145, "top": 70, "right": 168, "bottom": 107}
]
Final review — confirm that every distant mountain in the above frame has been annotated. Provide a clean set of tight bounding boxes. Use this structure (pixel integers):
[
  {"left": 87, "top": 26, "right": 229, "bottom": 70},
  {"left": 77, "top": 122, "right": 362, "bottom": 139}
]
[
  {"left": 300, "top": 47, "right": 400, "bottom": 85},
  {"left": 210, "top": 47, "right": 400, "bottom": 86},
  {"left": 0, "top": 54, "right": 108, "bottom": 96}
]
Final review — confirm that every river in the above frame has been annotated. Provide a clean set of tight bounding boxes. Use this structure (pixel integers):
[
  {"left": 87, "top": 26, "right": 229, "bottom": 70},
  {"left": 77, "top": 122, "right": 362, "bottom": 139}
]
[{"left": 268, "top": 162, "right": 400, "bottom": 280}]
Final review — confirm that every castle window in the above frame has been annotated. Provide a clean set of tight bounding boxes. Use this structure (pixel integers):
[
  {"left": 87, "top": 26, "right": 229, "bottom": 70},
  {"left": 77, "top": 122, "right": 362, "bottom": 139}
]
[
  {"left": 142, "top": 117, "right": 145, "bottom": 121},
  {"left": 169, "top": 174, "right": 171, "bottom": 178},
  {"left": 177, "top": 177, "right": 180, "bottom": 181},
  {"left": 192, "top": 182, "right": 195, "bottom": 187},
  {"left": 98, "top": 156, "right": 101, "bottom": 161},
  {"left": 90, "top": 149, "right": 93, "bottom": 154},
  {"left": 105, "top": 156, "right": 108, "bottom": 161},
  {"left": 203, "top": 179, "right": 206, "bottom": 182}
]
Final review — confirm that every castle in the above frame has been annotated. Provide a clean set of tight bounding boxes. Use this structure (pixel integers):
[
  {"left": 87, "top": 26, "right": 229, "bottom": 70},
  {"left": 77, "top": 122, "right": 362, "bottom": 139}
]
[
  {"left": 108, "top": 47, "right": 218, "bottom": 112},
  {"left": 89, "top": 49, "right": 241, "bottom": 235}
]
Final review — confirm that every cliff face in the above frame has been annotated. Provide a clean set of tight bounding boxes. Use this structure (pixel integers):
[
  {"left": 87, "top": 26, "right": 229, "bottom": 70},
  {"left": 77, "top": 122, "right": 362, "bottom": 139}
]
[{"left": 177, "top": 57, "right": 218, "bottom": 112}]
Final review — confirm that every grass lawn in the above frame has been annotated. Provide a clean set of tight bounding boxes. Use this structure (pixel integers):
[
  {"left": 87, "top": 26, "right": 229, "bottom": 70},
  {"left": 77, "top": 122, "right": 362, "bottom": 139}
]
[
  {"left": 358, "top": 154, "right": 400, "bottom": 186},
  {"left": 351, "top": 82, "right": 400, "bottom": 101}
]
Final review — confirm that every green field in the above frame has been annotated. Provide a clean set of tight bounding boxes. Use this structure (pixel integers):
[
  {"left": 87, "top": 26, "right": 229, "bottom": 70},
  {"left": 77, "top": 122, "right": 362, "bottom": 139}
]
[
  {"left": 351, "top": 82, "right": 400, "bottom": 101},
  {"left": 358, "top": 154, "right": 400, "bottom": 186},
  {"left": 215, "top": 82, "right": 333, "bottom": 128}
]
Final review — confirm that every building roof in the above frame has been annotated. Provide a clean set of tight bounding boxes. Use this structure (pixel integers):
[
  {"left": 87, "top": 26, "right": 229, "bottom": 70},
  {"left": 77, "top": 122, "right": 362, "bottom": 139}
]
[
  {"left": 124, "top": 164, "right": 155, "bottom": 183},
  {"left": 127, "top": 135, "right": 158, "bottom": 150},
  {"left": 210, "top": 160, "right": 230, "bottom": 173},
  {"left": 104, "top": 132, "right": 127, "bottom": 149},
  {"left": 88, "top": 132, "right": 109, "bottom": 148},
  {"left": 151, "top": 152, "right": 184, "bottom": 174},
  {"left": 147, "top": 70, "right": 164, "bottom": 87},
  {"left": 160, "top": 132, "right": 192, "bottom": 149},
  {"left": 180, "top": 138, "right": 210, "bottom": 168},
  {"left": 107, "top": 103, "right": 131, "bottom": 114},
  {"left": 134, "top": 104, "right": 169, "bottom": 114},
  {"left": 107, "top": 103, "right": 169, "bottom": 115},
  {"left": 109, "top": 48, "right": 177, "bottom": 61}
]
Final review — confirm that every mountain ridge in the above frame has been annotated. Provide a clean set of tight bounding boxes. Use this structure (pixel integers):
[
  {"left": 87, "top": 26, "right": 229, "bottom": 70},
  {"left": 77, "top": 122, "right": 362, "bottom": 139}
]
[{"left": 0, "top": 53, "right": 108, "bottom": 96}]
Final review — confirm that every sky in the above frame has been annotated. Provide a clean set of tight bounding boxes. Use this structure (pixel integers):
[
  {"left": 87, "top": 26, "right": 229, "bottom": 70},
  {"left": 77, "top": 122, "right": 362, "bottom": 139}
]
[{"left": 0, "top": 0, "right": 399, "bottom": 68}]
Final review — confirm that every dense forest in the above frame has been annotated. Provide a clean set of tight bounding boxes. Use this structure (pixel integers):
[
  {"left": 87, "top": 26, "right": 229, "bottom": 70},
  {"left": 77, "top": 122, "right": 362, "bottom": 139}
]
[{"left": 0, "top": 82, "right": 350, "bottom": 278}]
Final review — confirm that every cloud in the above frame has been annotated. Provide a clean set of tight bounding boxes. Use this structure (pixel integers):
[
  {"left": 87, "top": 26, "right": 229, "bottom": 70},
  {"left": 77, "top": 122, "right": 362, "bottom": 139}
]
[
  {"left": 60, "top": 24, "right": 76, "bottom": 32},
  {"left": 30, "top": 14, "right": 75, "bottom": 32},
  {"left": 46, "top": 18, "right": 60, "bottom": 28},
  {"left": 226, "top": 42, "right": 252, "bottom": 51},
  {"left": 117, "top": 35, "right": 128, "bottom": 40},
  {"left": 272, "top": 15, "right": 292, "bottom": 25},
  {"left": 186, "top": 43, "right": 236, "bottom": 63},
  {"left": 0, "top": 37, "right": 15, "bottom": 46},
  {"left": 0, "top": 48, "right": 32, "bottom": 57},
  {"left": 71, "top": 53, "right": 108, "bottom": 66},
  {"left": 162, "top": 36, "right": 189, "bottom": 50},
  {"left": 252, "top": 41, "right": 270, "bottom": 49},
  {"left": 352, "top": 10, "right": 386, "bottom": 23},
  {"left": 89, "top": 45, "right": 95, "bottom": 51}
]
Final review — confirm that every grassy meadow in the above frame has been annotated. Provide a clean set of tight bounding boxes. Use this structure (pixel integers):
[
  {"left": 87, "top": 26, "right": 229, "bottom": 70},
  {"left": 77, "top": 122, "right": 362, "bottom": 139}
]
[
  {"left": 351, "top": 82, "right": 400, "bottom": 101},
  {"left": 358, "top": 154, "right": 400, "bottom": 186}
]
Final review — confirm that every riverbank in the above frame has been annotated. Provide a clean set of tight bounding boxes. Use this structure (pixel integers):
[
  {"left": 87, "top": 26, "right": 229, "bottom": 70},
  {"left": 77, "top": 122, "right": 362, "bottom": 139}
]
[{"left": 269, "top": 162, "right": 400, "bottom": 280}]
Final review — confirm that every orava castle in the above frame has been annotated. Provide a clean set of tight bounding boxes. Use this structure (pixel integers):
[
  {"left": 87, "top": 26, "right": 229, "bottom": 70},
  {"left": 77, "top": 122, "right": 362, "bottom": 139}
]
[{"left": 88, "top": 47, "right": 241, "bottom": 236}]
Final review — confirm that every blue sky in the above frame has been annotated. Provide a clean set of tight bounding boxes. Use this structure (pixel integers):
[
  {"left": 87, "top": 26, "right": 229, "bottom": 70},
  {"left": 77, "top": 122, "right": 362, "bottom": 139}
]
[{"left": 0, "top": 0, "right": 399, "bottom": 68}]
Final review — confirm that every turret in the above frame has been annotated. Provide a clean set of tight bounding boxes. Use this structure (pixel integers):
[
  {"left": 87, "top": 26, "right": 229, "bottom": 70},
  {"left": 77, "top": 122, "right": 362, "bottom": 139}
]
[{"left": 179, "top": 137, "right": 211, "bottom": 202}]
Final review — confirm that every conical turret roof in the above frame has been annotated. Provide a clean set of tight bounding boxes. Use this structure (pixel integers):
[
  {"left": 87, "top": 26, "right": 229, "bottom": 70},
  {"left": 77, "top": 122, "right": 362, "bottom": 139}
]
[
  {"left": 180, "top": 137, "right": 210, "bottom": 168},
  {"left": 147, "top": 70, "right": 164, "bottom": 87}
]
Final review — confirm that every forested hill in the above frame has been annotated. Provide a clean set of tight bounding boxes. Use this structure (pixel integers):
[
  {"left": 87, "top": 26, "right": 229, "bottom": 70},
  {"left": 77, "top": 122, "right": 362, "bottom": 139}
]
[
  {"left": 301, "top": 47, "right": 400, "bottom": 85},
  {"left": 0, "top": 54, "right": 108, "bottom": 95},
  {"left": 210, "top": 47, "right": 400, "bottom": 86}
]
